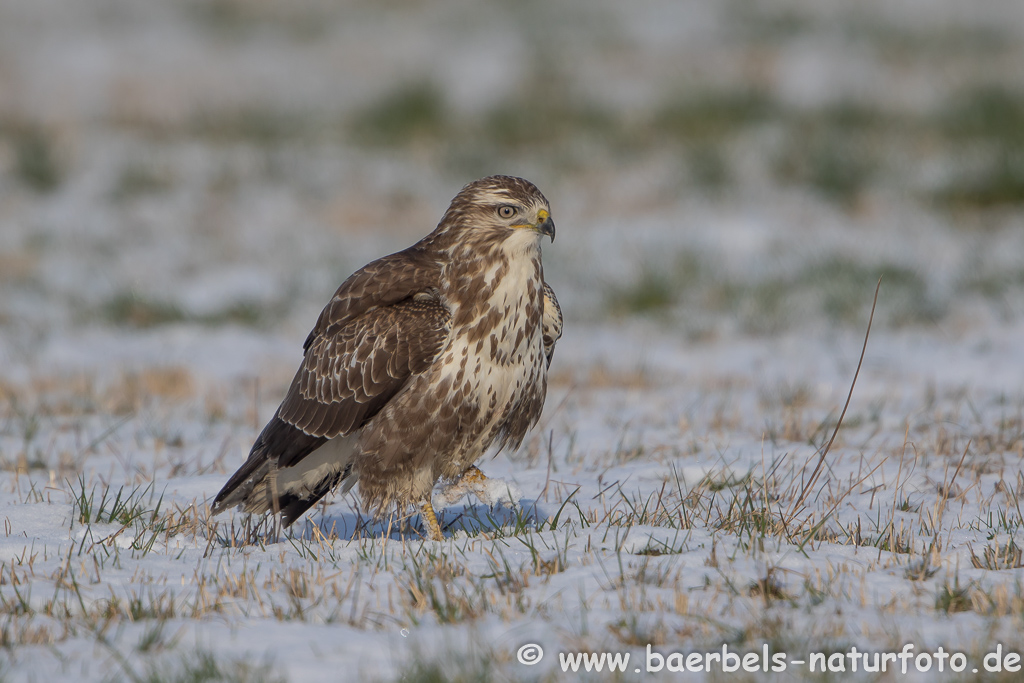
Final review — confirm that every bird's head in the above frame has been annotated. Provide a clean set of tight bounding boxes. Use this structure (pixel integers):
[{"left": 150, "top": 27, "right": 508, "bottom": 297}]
[{"left": 434, "top": 175, "right": 555, "bottom": 248}]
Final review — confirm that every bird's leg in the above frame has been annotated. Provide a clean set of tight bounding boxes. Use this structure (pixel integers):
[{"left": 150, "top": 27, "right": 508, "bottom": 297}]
[{"left": 419, "top": 500, "right": 444, "bottom": 541}]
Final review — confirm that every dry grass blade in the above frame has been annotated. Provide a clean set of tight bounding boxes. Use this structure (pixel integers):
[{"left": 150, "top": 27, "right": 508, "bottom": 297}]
[{"left": 790, "top": 276, "right": 881, "bottom": 515}]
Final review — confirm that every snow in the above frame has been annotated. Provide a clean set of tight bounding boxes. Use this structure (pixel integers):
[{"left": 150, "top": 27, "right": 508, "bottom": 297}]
[{"left": 3, "top": 317, "right": 1023, "bottom": 681}]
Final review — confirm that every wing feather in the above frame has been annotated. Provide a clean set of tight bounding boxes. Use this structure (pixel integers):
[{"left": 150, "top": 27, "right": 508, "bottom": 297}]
[
  {"left": 303, "top": 247, "right": 440, "bottom": 351},
  {"left": 277, "top": 294, "right": 449, "bottom": 459},
  {"left": 541, "top": 281, "right": 562, "bottom": 367}
]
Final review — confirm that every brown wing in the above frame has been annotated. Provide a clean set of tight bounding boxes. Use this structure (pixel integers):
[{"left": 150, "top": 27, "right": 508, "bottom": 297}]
[
  {"left": 304, "top": 246, "right": 441, "bottom": 351},
  {"left": 541, "top": 281, "right": 562, "bottom": 367},
  {"left": 211, "top": 249, "right": 448, "bottom": 514},
  {"left": 277, "top": 292, "right": 450, "bottom": 451}
]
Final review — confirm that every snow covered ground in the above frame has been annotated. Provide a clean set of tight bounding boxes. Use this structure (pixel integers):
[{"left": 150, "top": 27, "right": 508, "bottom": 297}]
[{"left": 2, "top": 0, "right": 1024, "bottom": 681}]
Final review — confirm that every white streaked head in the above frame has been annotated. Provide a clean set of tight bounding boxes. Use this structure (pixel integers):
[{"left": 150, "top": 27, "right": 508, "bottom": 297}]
[{"left": 430, "top": 175, "right": 555, "bottom": 246}]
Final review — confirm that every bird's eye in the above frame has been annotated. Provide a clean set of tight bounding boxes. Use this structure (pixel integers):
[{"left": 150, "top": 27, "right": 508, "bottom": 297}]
[{"left": 497, "top": 205, "right": 518, "bottom": 219}]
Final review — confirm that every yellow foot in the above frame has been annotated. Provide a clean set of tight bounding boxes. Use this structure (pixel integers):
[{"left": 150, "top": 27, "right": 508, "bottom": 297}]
[
  {"left": 461, "top": 465, "right": 488, "bottom": 486},
  {"left": 419, "top": 500, "right": 444, "bottom": 541},
  {"left": 434, "top": 465, "right": 504, "bottom": 507}
]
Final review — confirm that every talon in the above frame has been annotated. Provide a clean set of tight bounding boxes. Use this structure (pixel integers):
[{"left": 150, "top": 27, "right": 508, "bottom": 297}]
[{"left": 461, "top": 465, "right": 488, "bottom": 485}]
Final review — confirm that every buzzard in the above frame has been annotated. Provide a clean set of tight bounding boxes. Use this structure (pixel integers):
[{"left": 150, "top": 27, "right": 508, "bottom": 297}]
[{"left": 211, "top": 175, "right": 562, "bottom": 540}]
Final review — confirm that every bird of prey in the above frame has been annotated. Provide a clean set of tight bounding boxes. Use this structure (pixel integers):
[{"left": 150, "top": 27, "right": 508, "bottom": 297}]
[{"left": 211, "top": 175, "right": 561, "bottom": 540}]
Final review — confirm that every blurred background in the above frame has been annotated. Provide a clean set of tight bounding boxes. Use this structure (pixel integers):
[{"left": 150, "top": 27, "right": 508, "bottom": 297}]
[{"left": 2, "top": 0, "right": 1024, "bottom": 369}]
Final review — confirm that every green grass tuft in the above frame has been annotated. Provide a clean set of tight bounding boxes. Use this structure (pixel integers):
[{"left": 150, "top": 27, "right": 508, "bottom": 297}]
[
  {"left": 12, "top": 126, "right": 61, "bottom": 192},
  {"left": 138, "top": 649, "right": 286, "bottom": 683},
  {"left": 653, "top": 90, "right": 776, "bottom": 142},
  {"left": 350, "top": 83, "right": 447, "bottom": 147},
  {"left": 608, "top": 269, "right": 677, "bottom": 315},
  {"left": 100, "top": 292, "right": 267, "bottom": 328}
]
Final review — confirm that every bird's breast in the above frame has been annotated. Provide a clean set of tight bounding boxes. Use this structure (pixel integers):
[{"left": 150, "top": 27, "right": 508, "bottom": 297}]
[{"left": 437, "top": 256, "right": 545, "bottom": 422}]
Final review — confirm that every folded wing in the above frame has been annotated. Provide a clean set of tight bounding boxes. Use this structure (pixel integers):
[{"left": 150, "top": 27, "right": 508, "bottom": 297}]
[
  {"left": 541, "top": 282, "right": 562, "bottom": 367},
  {"left": 211, "top": 251, "right": 449, "bottom": 521}
]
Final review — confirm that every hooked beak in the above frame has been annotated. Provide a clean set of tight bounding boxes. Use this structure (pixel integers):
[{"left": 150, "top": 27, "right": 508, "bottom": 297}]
[
  {"left": 534, "top": 209, "right": 555, "bottom": 242},
  {"left": 536, "top": 216, "right": 555, "bottom": 242}
]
